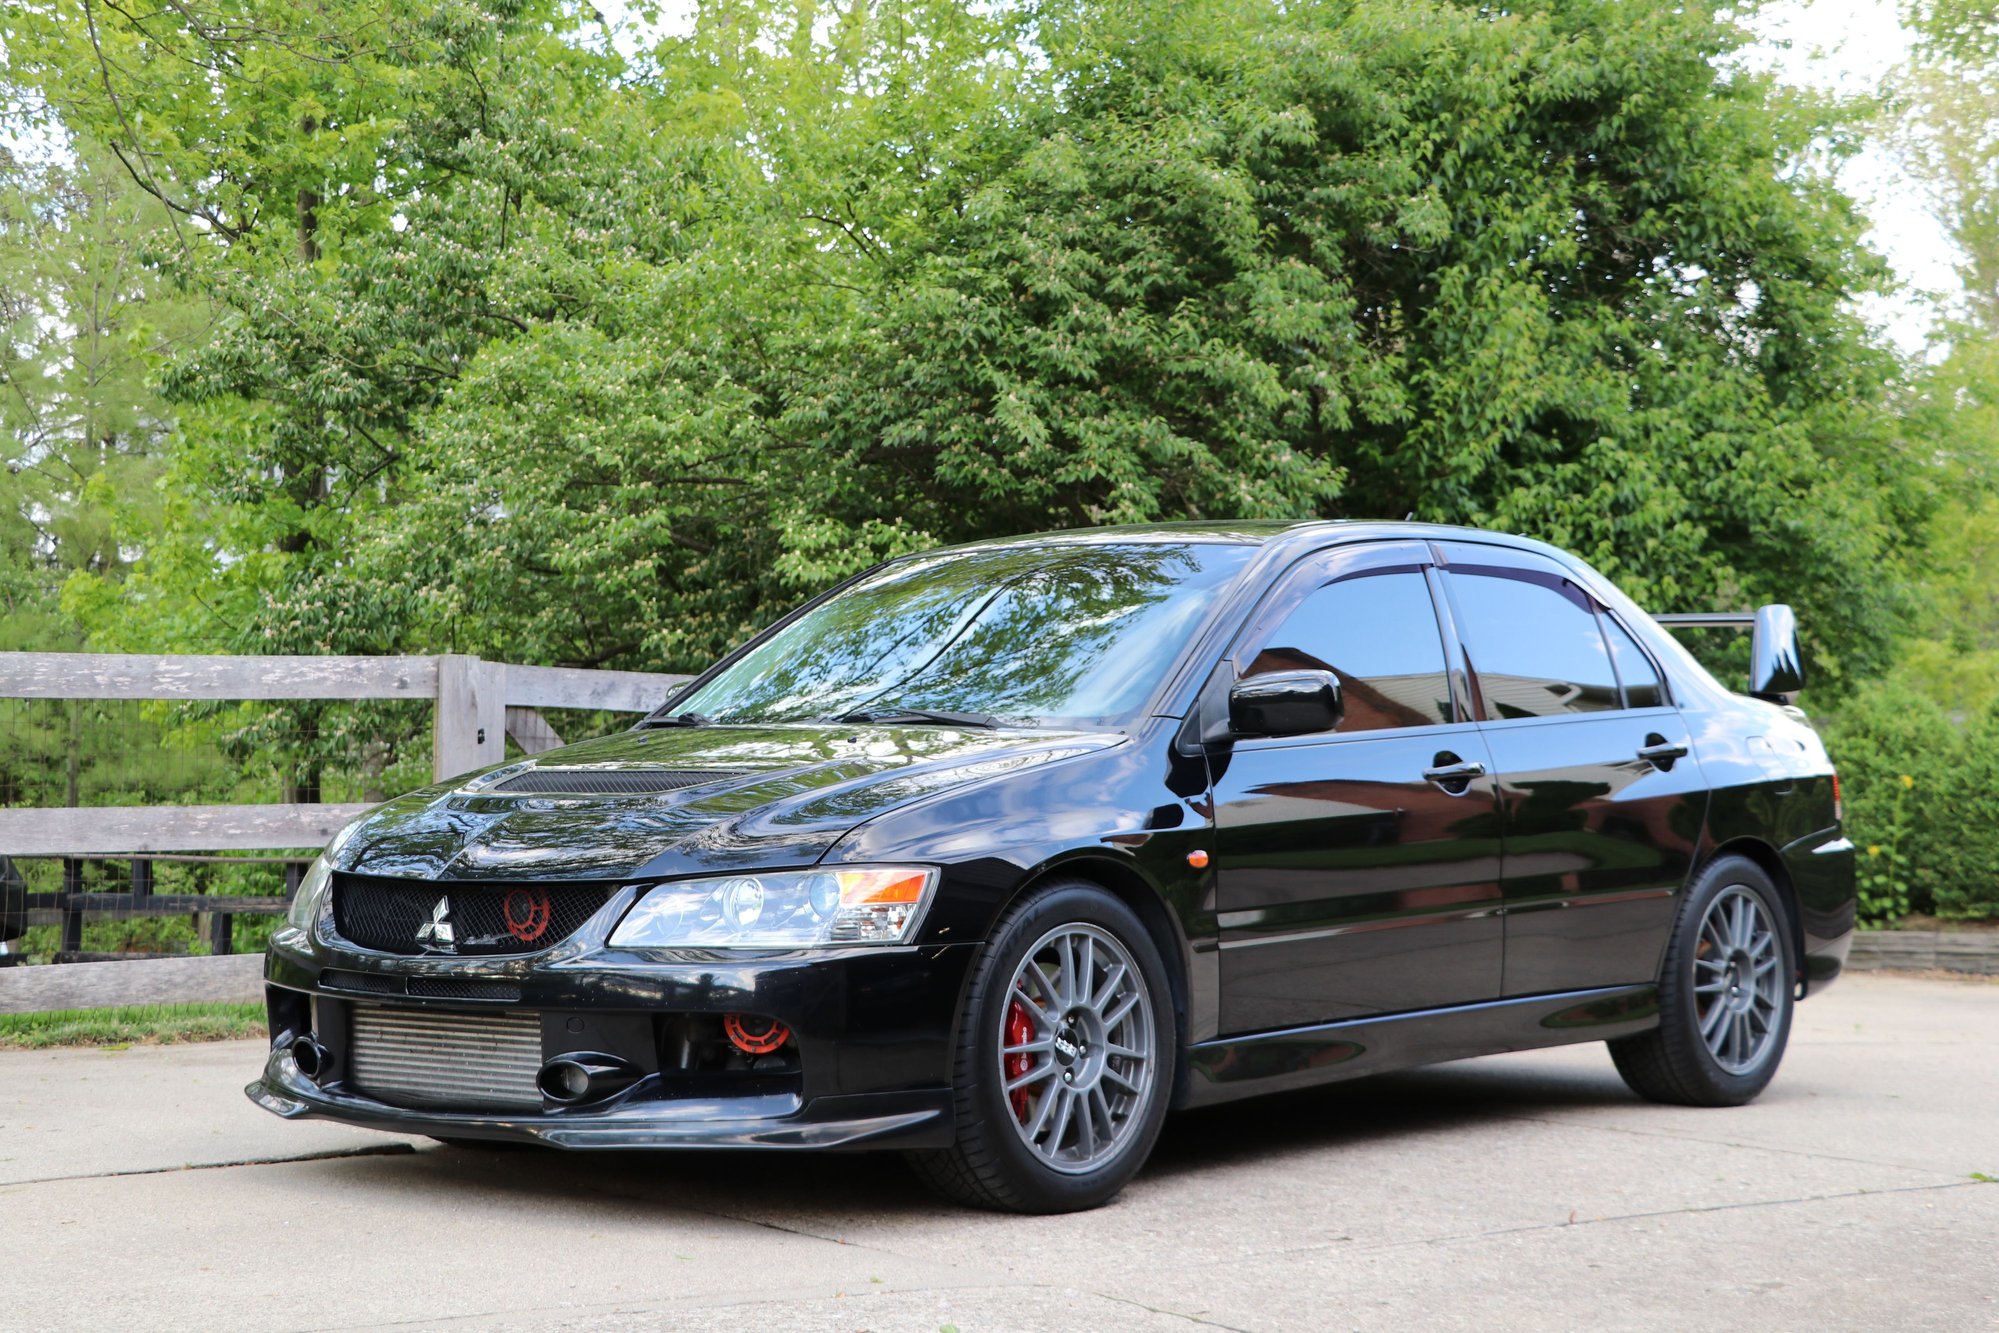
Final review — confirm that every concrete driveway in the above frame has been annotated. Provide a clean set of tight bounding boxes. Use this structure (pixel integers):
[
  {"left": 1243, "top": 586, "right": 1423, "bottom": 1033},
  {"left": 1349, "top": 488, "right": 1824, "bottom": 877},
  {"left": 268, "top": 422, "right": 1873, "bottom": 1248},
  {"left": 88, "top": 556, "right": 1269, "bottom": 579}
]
[{"left": 2, "top": 972, "right": 1993, "bottom": 1332}]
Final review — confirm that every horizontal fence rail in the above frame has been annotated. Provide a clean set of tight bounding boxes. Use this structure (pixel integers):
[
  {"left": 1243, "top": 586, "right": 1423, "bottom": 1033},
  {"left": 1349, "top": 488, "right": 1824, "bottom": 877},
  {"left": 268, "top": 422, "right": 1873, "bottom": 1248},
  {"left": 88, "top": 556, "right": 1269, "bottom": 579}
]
[
  {"left": 0, "top": 652, "right": 691, "bottom": 988},
  {"left": 0, "top": 653, "right": 691, "bottom": 855},
  {"left": 0, "top": 804, "right": 378, "bottom": 858},
  {"left": 0, "top": 652, "right": 441, "bottom": 701}
]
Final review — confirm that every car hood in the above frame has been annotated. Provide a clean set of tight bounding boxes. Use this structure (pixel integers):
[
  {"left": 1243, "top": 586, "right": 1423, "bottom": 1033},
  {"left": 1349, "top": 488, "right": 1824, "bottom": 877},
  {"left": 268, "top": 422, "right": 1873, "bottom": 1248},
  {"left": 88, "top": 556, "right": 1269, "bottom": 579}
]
[{"left": 337, "top": 723, "right": 1117, "bottom": 882}]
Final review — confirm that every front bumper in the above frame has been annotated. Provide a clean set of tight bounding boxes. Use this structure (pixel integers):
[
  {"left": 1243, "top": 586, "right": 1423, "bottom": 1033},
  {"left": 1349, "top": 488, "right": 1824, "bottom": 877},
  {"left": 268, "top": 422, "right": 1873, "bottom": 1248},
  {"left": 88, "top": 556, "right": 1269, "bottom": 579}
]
[
  {"left": 246, "top": 1047, "right": 953, "bottom": 1149},
  {"left": 246, "top": 930, "right": 978, "bottom": 1151}
]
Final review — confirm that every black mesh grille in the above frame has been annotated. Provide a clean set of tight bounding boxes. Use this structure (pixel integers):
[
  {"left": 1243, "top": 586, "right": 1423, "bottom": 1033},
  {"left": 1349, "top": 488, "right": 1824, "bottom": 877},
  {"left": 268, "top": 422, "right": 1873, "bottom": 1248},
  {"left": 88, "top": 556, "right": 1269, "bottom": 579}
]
[
  {"left": 490, "top": 768, "right": 750, "bottom": 795},
  {"left": 322, "top": 970, "right": 403, "bottom": 996},
  {"left": 331, "top": 875, "right": 615, "bottom": 956},
  {"left": 319, "top": 970, "right": 524, "bottom": 1002},
  {"left": 408, "top": 976, "right": 523, "bottom": 1002}
]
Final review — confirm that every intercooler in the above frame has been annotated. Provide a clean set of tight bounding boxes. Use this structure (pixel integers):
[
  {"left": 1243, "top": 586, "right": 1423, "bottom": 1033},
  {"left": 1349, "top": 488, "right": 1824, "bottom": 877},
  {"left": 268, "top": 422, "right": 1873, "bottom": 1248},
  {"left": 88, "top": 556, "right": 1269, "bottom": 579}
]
[{"left": 347, "top": 1006, "right": 545, "bottom": 1112}]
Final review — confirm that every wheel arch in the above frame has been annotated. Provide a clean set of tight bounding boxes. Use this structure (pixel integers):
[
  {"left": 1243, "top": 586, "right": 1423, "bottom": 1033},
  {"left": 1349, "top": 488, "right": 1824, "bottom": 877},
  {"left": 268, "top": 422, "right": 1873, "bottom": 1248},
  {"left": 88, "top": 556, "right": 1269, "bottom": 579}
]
[{"left": 1005, "top": 853, "right": 1193, "bottom": 1050}]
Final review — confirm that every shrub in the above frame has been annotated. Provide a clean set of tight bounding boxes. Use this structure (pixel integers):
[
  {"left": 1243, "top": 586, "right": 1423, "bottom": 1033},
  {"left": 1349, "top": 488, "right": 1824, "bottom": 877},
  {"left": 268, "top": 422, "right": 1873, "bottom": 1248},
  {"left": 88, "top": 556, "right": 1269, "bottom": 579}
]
[
  {"left": 1818, "top": 680, "right": 1959, "bottom": 923},
  {"left": 1925, "top": 703, "right": 1999, "bottom": 920}
]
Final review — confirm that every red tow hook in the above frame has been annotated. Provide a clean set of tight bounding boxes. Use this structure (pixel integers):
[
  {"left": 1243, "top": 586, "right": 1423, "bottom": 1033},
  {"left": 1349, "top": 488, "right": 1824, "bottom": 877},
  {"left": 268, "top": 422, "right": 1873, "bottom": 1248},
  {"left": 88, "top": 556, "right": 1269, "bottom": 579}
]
[{"left": 1004, "top": 996, "right": 1035, "bottom": 1123}]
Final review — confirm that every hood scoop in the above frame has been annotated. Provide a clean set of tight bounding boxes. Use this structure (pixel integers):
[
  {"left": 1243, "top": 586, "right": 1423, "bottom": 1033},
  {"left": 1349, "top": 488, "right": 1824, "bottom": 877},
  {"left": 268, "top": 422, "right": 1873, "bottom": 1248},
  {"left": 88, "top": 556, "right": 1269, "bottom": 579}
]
[{"left": 490, "top": 768, "right": 753, "bottom": 795}]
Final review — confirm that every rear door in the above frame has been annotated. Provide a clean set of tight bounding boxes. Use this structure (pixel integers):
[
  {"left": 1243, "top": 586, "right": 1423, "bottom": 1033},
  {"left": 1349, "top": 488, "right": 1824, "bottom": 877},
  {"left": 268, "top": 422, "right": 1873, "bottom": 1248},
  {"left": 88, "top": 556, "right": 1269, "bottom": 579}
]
[
  {"left": 1213, "top": 541, "right": 1505, "bottom": 1032},
  {"left": 1435, "top": 542, "right": 1707, "bottom": 996}
]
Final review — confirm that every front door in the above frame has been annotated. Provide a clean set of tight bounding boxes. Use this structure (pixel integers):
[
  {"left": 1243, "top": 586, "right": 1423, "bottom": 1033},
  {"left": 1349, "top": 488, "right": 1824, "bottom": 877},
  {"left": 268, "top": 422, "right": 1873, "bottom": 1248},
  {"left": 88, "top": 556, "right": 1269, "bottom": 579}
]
[
  {"left": 1435, "top": 542, "right": 1708, "bottom": 996},
  {"left": 1213, "top": 542, "right": 1506, "bottom": 1033}
]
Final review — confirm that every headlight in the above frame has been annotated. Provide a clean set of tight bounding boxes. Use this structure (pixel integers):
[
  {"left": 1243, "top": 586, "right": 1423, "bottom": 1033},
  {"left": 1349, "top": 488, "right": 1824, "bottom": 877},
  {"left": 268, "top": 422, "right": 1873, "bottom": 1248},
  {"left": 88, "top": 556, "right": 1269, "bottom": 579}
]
[
  {"left": 286, "top": 855, "right": 335, "bottom": 930},
  {"left": 286, "top": 817, "right": 367, "bottom": 931},
  {"left": 609, "top": 866, "right": 939, "bottom": 949}
]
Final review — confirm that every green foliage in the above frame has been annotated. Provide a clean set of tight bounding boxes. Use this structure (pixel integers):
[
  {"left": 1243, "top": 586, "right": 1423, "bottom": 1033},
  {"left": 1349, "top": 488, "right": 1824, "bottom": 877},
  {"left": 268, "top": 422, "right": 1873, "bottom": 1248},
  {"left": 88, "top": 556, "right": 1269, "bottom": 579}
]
[
  {"left": 1856, "top": 776, "right": 1916, "bottom": 926},
  {"left": 1822, "top": 677, "right": 1999, "bottom": 921},
  {"left": 811, "top": 1, "right": 1929, "bottom": 688},
  {"left": 1896, "top": 0, "right": 1999, "bottom": 326},
  {"left": 2, "top": 0, "right": 1936, "bottom": 682},
  {"left": 1922, "top": 703, "right": 1999, "bottom": 921},
  {"left": 1820, "top": 679, "right": 1953, "bottom": 919}
]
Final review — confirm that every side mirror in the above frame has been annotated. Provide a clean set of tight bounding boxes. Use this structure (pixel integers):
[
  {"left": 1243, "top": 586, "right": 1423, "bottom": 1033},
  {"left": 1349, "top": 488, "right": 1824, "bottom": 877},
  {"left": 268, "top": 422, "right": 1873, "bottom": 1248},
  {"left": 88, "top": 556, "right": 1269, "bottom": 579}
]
[
  {"left": 1228, "top": 670, "right": 1343, "bottom": 739},
  {"left": 1749, "top": 604, "right": 1804, "bottom": 705}
]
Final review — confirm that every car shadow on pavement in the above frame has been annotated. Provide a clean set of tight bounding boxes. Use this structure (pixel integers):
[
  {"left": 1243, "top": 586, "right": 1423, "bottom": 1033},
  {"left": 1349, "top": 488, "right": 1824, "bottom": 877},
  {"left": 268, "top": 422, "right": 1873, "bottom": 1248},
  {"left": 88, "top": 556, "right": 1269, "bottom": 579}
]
[
  {"left": 301, "top": 1054, "right": 1639, "bottom": 1218},
  {"left": 1144, "top": 1057, "right": 1638, "bottom": 1178}
]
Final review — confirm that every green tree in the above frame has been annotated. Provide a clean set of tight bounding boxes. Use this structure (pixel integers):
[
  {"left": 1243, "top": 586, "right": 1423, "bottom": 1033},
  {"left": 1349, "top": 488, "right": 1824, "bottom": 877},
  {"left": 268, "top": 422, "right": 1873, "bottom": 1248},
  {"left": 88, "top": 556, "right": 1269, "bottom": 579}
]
[
  {"left": 803, "top": 0, "right": 1929, "bottom": 683},
  {"left": 3, "top": 0, "right": 1939, "bottom": 693},
  {"left": 1881, "top": 1, "right": 1999, "bottom": 717}
]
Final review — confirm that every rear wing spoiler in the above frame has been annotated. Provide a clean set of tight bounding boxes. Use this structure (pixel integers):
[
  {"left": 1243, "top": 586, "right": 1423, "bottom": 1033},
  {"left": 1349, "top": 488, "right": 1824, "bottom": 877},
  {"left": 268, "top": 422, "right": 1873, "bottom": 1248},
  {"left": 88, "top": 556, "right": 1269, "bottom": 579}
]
[{"left": 1654, "top": 605, "right": 1804, "bottom": 705}]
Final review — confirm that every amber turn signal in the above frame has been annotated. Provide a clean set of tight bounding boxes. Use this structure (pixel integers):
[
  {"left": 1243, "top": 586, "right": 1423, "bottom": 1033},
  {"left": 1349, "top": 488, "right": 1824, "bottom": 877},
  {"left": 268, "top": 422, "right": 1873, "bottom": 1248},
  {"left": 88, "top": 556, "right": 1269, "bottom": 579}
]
[{"left": 837, "top": 867, "right": 931, "bottom": 905}]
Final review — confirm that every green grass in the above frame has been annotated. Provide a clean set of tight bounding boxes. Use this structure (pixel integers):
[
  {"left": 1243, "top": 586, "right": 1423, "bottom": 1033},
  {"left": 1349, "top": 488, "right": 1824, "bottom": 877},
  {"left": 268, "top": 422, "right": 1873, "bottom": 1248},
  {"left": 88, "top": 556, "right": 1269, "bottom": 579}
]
[{"left": 0, "top": 1001, "right": 266, "bottom": 1049}]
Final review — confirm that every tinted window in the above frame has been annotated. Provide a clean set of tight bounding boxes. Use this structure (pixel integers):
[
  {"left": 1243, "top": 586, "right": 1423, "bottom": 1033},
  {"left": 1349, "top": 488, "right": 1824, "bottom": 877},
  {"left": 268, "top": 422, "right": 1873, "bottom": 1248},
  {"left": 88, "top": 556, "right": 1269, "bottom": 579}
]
[
  {"left": 677, "top": 542, "right": 1255, "bottom": 726},
  {"left": 1603, "top": 616, "right": 1664, "bottom": 708},
  {"left": 1452, "top": 570, "right": 1619, "bottom": 718},
  {"left": 1242, "top": 570, "right": 1453, "bottom": 732}
]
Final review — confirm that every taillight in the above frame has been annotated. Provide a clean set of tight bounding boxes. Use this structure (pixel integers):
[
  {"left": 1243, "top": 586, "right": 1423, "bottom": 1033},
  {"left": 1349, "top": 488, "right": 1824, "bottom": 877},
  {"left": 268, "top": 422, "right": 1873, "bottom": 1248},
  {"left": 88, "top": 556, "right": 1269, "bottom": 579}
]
[{"left": 1831, "top": 772, "right": 1842, "bottom": 821}]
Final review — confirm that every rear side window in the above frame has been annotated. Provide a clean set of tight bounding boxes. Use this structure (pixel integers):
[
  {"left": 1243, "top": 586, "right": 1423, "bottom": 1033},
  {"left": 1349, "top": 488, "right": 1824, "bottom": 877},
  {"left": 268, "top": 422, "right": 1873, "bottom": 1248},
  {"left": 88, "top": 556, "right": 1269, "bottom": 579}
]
[
  {"left": 1241, "top": 570, "right": 1454, "bottom": 732},
  {"left": 1449, "top": 569, "right": 1620, "bottom": 718},
  {"left": 1603, "top": 615, "right": 1665, "bottom": 708}
]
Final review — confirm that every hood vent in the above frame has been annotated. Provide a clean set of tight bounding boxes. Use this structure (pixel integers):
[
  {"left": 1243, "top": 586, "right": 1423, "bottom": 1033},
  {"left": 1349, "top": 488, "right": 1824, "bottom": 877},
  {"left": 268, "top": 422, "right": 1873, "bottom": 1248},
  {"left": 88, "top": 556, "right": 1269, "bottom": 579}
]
[{"left": 491, "top": 768, "right": 752, "bottom": 795}]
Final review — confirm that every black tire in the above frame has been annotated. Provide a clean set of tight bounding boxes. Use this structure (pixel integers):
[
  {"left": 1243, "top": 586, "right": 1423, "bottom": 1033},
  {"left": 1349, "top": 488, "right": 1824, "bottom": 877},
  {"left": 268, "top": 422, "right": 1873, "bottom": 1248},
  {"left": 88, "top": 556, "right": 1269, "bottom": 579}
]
[
  {"left": 1610, "top": 855, "right": 1795, "bottom": 1107},
  {"left": 907, "top": 879, "right": 1175, "bottom": 1213}
]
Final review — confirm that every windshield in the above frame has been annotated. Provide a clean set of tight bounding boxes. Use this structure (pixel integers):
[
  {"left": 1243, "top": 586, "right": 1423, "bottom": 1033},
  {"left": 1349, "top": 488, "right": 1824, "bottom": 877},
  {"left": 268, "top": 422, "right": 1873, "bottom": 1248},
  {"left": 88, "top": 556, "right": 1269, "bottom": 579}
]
[{"left": 672, "top": 541, "right": 1256, "bottom": 727}]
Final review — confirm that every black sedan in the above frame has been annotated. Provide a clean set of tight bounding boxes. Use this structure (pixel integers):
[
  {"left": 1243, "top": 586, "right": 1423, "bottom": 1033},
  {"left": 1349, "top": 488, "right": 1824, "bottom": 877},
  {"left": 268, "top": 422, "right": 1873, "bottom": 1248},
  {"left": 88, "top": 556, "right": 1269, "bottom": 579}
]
[{"left": 249, "top": 521, "right": 1854, "bottom": 1212}]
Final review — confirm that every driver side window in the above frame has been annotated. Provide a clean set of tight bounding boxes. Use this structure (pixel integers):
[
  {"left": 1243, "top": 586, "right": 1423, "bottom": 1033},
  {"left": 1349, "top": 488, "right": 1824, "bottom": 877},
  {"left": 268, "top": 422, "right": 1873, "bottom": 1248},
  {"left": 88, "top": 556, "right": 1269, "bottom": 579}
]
[{"left": 1242, "top": 569, "right": 1455, "bottom": 733}]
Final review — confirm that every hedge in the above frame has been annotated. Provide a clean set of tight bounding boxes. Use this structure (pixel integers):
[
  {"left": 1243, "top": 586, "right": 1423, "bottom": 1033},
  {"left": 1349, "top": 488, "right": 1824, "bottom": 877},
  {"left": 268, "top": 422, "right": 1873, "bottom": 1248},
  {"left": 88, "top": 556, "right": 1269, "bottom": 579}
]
[{"left": 1819, "top": 681, "right": 1999, "bottom": 924}]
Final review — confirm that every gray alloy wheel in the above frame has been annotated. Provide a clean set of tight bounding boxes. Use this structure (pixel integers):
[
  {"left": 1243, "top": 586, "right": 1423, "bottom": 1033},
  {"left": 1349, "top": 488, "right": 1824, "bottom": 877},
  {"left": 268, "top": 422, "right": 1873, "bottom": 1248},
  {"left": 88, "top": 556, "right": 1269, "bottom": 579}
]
[
  {"left": 907, "top": 879, "right": 1174, "bottom": 1213},
  {"left": 995, "top": 923, "right": 1158, "bottom": 1175},
  {"left": 1610, "top": 855, "right": 1795, "bottom": 1107},
  {"left": 1692, "top": 885, "right": 1786, "bottom": 1075}
]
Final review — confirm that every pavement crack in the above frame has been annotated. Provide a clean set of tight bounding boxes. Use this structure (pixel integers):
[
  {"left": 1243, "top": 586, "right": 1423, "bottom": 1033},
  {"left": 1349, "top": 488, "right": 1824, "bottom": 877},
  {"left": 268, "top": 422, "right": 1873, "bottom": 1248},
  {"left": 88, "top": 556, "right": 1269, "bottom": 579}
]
[
  {"left": 0, "top": 1141, "right": 416, "bottom": 1189},
  {"left": 1487, "top": 1110, "right": 1972, "bottom": 1180},
  {"left": 1229, "top": 1177, "right": 1989, "bottom": 1264},
  {"left": 1090, "top": 1289, "right": 1259, "bottom": 1331},
  {"left": 1414, "top": 1177, "right": 1987, "bottom": 1247}
]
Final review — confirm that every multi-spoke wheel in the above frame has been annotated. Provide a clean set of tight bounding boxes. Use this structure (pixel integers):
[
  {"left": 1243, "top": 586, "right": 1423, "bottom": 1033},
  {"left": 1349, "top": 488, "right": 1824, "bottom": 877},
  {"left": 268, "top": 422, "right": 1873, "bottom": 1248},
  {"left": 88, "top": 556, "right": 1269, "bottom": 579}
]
[
  {"left": 1611, "top": 856, "right": 1795, "bottom": 1107},
  {"left": 997, "top": 923, "right": 1157, "bottom": 1173},
  {"left": 1692, "top": 886, "right": 1785, "bottom": 1074},
  {"left": 909, "top": 880, "right": 1173, "bottom": 1212}
]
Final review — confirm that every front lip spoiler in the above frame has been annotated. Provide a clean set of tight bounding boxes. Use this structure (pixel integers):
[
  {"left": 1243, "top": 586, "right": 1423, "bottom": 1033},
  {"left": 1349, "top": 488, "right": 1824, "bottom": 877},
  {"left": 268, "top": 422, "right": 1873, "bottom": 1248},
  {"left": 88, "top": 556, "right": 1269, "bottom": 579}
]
[{"left": 246, "top": 1049, "right": 953, "bottom": 1151}]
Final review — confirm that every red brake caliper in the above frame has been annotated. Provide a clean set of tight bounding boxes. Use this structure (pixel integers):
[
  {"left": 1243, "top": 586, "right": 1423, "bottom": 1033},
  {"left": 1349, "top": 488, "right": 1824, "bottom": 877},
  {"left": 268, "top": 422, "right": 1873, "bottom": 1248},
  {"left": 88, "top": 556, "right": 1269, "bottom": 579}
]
[{"left": 1004, "top": 996, "right": 1035, "bottom": 1124}]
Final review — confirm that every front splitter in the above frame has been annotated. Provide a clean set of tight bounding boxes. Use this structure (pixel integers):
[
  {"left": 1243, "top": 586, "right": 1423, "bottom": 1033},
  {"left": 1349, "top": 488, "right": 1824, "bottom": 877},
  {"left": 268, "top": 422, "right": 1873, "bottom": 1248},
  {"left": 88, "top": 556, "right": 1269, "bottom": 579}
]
[{"left": 246, "top": 1049, "right": 955, "bottom": 1151}]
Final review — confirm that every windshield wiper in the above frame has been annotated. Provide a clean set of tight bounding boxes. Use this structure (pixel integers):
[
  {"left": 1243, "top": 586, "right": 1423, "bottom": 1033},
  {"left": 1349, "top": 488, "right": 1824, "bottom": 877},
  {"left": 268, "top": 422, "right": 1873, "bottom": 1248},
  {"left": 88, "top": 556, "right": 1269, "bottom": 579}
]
[
  {"left": 829, "top": 708, "right": 1007, "bottom": 729},
  {"left": 639, "top": 711, "right": 715, "bottom": 729}
]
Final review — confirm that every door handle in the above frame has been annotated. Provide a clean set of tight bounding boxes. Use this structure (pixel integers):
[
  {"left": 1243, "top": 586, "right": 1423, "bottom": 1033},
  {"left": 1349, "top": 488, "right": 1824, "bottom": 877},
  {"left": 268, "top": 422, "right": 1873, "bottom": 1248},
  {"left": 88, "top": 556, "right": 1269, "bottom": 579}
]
[
  {"left": 1637, "top": 735, "right": 1689, "bottom": 768},
  {"left": 1423, "top": 758, "right": 1487, "bottom": 790}
]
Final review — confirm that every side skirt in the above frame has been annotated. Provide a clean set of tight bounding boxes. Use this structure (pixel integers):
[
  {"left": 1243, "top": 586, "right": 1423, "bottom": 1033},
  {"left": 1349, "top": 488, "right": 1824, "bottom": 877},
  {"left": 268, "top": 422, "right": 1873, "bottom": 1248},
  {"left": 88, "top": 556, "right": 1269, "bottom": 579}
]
[{"left": 1177, "top": 983, "right": 1659, "bottom": 1110}]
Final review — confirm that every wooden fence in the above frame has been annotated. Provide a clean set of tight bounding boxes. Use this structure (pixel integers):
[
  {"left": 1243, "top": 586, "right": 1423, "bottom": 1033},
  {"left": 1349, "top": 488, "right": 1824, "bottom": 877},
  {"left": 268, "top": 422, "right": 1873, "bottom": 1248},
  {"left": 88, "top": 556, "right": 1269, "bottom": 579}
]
[{"left": 0, "top": 652, "right": 687, "bottom": 986}]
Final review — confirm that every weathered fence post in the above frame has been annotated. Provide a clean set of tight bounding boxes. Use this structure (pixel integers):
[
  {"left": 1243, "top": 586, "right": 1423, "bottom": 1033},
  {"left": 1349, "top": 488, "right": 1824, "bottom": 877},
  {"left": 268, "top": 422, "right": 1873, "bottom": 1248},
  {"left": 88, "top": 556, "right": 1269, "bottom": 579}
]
[
  {"left": 432, "top": 655, "right": 507, "bottom": 782},
  {"left": 59, "top": 857, "right": 83, "bottom": 956}
]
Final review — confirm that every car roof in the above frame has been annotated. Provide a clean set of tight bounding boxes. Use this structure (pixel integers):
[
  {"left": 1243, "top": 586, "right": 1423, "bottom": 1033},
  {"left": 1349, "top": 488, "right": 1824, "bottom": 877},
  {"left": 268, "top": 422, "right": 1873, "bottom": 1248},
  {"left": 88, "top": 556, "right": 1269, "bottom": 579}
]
[{"left": 931, "top": 519, "right": 1576, "bottom": 565}]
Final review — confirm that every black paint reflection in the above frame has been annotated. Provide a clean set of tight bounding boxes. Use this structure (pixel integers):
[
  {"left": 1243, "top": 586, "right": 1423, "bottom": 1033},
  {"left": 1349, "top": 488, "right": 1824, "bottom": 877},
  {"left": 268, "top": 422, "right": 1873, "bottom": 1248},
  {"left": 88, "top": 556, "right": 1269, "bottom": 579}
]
[
  {"left": 1483, "top": 715, "right": 1705, "bottom": 995},
  {"left": 1213, "top": 727, "right": 1505, "bottom": 1031}
]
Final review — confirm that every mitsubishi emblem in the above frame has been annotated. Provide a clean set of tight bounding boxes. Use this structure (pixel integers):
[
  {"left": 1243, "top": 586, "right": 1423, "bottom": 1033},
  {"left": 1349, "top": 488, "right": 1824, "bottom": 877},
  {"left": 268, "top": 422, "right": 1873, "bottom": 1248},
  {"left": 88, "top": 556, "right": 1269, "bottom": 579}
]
[{"left": 415, "top": 895, "right": 455, "bottom": 948}]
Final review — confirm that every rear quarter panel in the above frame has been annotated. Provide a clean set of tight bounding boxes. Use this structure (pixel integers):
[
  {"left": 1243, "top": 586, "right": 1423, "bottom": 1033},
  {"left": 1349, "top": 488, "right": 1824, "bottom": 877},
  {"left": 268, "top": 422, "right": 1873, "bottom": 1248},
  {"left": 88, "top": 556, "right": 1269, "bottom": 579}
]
[{"left": 1689, "top": 696, "right": 1855, "bottom": 988}]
